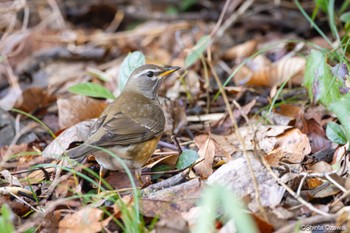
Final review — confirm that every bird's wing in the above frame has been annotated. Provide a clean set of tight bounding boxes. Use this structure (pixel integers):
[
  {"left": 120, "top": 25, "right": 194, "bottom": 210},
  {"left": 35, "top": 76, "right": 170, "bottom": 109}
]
[{"left": 88, "top": 108, "right": 165, "bottom": 147}]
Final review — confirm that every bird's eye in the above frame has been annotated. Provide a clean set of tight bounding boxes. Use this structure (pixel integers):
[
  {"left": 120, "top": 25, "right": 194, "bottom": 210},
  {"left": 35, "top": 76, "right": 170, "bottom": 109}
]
[{"left": 146, "top": 71, "right": 154, "bottom": 78}]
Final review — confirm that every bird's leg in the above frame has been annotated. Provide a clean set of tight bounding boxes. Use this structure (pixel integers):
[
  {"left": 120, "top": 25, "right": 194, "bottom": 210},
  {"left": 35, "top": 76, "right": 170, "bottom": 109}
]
[
  {"left": 98, "top": 166, "right": 107, "bottom": 194},
  {"left": 135, "top": 168, "right": 143, "bottom": 186},
  {"left": 135, "top": 168, "right": 152, "bottom": 188}
]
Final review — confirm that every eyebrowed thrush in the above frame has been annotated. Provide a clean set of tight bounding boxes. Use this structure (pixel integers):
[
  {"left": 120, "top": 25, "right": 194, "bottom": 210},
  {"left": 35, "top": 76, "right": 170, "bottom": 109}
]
[{"left": 67, "top": 64, "right": 180, "bottom": 170}]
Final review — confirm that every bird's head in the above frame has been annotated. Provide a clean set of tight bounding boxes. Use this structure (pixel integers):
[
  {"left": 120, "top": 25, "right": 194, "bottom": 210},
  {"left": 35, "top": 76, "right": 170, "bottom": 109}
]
[{"left": 123, "top": 64, "right": 180, "bottom": 100}]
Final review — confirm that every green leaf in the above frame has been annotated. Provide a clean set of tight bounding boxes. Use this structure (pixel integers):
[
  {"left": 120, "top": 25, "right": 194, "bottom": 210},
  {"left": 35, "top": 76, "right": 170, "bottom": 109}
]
[
  {"left": 151, "top": 164, "right": 172, "bottom": 180},
  {"left": 340, "top": 12, "right": 350, "bottom": 22},
  {"left": 304, "top": 50, "right": 342, "bottom": 105},
  {"left": 328, "top": 94, "right": 350, "bottom": 143},
  {"left": 314, "top": 0, "right": 328, "bottom": 13},
  {"left": 118, "top": 51, "right": 146, "bottom": 91},
  {"left": 68, "top": 83, "right": 115, "bottom": 100},
  {"left": 180, "top": 0, "right": 198, "bottom": 11},
  {"left": 176, "top": 149, "right": 199, "bottom": 170},
  {"left": 0, "top": 205, "right": 14, "bottom": 233},
  {"left": 326, "top": 122, "right": 347, "bottom": 144},
  {"left": 185, "top": 35, "right": 210, "bottom": 68},
  {"left": 193, "top": 185, "right": 258, "bottom": 233}
]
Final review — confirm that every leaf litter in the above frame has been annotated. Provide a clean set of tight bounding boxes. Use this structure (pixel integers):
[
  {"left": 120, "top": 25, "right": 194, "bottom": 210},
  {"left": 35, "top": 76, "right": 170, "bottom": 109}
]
[{"left": 0, "top": 1, "right": 349, "bottom": 232}]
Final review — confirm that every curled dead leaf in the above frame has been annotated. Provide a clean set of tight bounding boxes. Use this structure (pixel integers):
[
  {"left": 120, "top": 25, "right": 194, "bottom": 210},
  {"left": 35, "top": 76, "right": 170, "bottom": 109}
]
[
  {"left": 57, "top": 95, "right": 106, "bottom": 129},
  {"left": 194, "top": 135, "right": 216, "bottom": 178},
  {"left": 15, "top": 87, "right": 54, "bottom": 113},
  {"left": 58, "top": 207, "right": 104, "bottom": 233},
  {"left": 42, "top": 119, "right": 96, "bottom": 159},
  {"left": 160, "top": 98, "right": 187, "bottom": 135},
  {"left": 266, "top": 128, "right": 311, "bottom": 166},
  {"left": 234, "top": 55, "right": 305, "bottom": 87},
  {"left": 222, "top": 40, "right": 258, "bottom": 61}
]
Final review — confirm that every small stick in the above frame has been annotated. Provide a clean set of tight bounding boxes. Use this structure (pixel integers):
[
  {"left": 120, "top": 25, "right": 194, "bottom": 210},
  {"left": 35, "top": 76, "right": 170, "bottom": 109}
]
[{"left": 171, "top": 135, "right": 183, "bottom": 155}]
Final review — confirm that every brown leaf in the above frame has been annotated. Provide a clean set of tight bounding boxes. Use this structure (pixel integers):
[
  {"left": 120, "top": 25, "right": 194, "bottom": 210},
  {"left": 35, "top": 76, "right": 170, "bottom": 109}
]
[
  {"left": 194, "top": 135, "right": 216, "bottom": 178},
  {"left": 59, "top": 207, "right": 104, "bottom": 233},
  {"left": 275, "top": 104, "right": 302, "bottom": 119},
  {"left": 0, "top": 195, "right": 31, "bottom": 216},
  {"left": 222, "top": 40, "right": 258, "bottom": 61},
  {"left": 233, "top": 55, "right": 271, "bottom": 86},
  {"left": 14, "top": 87, "right": 54, "bottom": 113},
  {"left": 42, "top": 119, "right": 96, "bottom": 159},
  {"left": 54, "top": 176, "right": 79, "bottom": 199},
  {"left": 160, "top": 98, "right": 187, "bottom": 135},
  {"left": 211, "top": 99, "right": 256, "bottom": 134},
  {"left": 0, "top": 144, "right": 29, "bottom": 158},
  {"left": 211, "top": 125, "right": 294, "bottom": 156},
  {"left": 24, "top": 161, "right": 56, "bottom": 185},
  {"left": 57, "top": 95, "right": 107, "bottom": 129},
  {"left": 141, "top": 179, "right": 201, "bottom": 218},
  {"left": 207, "top": 153, "right": 285, "bottom": 211},
  {"left": 300, "top": 118, "right": 331, "bottom": 153},
  {"left": 103, "top": 170, "right": 143, "bottom": 190},
  {"left": 251, "top": 213, "right": 274, "bottom": 233},
  {"left": 303, "top": 177, "right": 323, "bottom": 190},
  {"left": 154, "top": 216, "right": 189, "bottom": 233},
  {"left": 266, "top": 128, "right": 310, "bottom": 166},
  {"left": 234, "top": 55, "right": 305, "bottom": 87},
  {"left": 270, "top": 56, "right": 305, "bottom": 85},
  {"left": 309, "top": 161, "right": 333, "bottom": 173}
]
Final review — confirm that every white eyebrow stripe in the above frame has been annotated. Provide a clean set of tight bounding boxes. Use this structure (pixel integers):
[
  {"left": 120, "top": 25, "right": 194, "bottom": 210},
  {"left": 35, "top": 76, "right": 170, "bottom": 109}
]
[{"left": 140, "top": 69, "right": 162, "bottom": 76}]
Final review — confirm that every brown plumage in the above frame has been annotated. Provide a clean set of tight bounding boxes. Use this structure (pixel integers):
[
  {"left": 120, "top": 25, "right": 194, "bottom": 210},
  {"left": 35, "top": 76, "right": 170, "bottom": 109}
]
[{"left": 66, "top": 64, "right": 180, "bottom": 170}]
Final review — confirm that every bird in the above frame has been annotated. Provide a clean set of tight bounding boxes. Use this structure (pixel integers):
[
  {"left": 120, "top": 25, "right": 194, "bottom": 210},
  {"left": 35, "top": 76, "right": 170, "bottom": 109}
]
[{"left": 66, "top": 64, "right": 180, "bottom": 171}]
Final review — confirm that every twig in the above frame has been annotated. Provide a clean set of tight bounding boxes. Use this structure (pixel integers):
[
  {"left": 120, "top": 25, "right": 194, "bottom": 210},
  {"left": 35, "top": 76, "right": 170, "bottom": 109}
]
[
  {"left": 332, "top": 188, "right": 350, "bottom": 207},
  {"left": 293, "top": 170, "right": 347, "bottom": 196},
  {"left": 142, "top": 168, "right": 190, "bottom": 194},
  {"left": 325, "top": 173, "right": 347, "bottom": 193},
  {"left": 261, "top": 157, "right": 331, "bottom": 217},
  {"left": 212, "top": 0, "right": 255, "bottom": 42},
  {"left": 207, "top": 60, "right": 267, "bottom": 221},
  {"left": 171, "top": 135, "right": 183, "bottom": 155},
  {"left": 296, "top": 173, "right": 307, "bottom": 196},
  {"left": 4, "top": 187, "right": 42, "bottom": 213},
  {"left": 158, "top": 140, "right": 181, "bottom": 151},
  {"left": 210, "top": 0, "right": 234, "bottom": 37}
]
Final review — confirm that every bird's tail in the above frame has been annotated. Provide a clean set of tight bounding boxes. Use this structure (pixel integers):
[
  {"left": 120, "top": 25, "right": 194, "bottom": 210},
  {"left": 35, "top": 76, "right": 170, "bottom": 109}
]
[{"left": 65, "top": 144, "right": 93, "bottom": 163}]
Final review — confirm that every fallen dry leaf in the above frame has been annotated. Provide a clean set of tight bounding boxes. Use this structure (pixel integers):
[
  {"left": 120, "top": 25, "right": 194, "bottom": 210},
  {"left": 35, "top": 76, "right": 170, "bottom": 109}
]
[
  {"left": 0, "top": 86, "right": 22, "bottom": 109},
  {"left": 211, "top": 99, "right": 256, "bottom": 134},
  {"left": 275, "top": 104, "right": 302, "bottom": 119},
  {"left": 211, "top": 124, "right": 293, "bottom": 156},
  {"left": 141, "top": 179, "right": 202, "bottom": 218},
  {"left": 24, "top": 162, "right": 56, "bottom": 185},
  {"left": 207, "top": 153, "right": 285, "bottom": 211},
  {"left": 58, "top": 207, "right": 104, "bottom": 233},
  {"left": 194, "top": 134, "right": 216, "bottom": 178},
  {"left": 15, "top": 87, "right": 54, "bottom": 113},
  {"left": 0, "top": 170, "right": 22, "bottom": 187},
  {"left": 154, "top": 215, "right": 189, "bottom": 233},
  {"left": 266, "top": 128, "right": 311, "bottom": 166},
  {"left": 308, "top": 161, "right": 333, "bottom": 173},
  {"left": 0, "top": 195, "right": 32, "bottom": 216},
  {"left": 57, "top": 95, "right": 106, "bottom": 129},
  {"left": 42, "top": 119, "right": 96, "bottom": 159},
  {"left": 160, "top": 98, "right": 187, "bottom": 135},
  {"left": 300, "top": 118, "right": 331, "bottom": 153},
  {"left": 222, "top": 39, "right": 258, "bottom": 61},
  {"left": 233, "top": 55, "right": 305, "bottom": 87},
  {"left": 54, "top": 175, "right": 79, "bottom": 199}
]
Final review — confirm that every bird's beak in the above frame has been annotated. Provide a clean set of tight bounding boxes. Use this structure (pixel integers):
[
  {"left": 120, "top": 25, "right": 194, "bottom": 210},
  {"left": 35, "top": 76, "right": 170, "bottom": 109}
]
[{"left": 160, "top": 66, "right": 181, "bottom": 78}]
